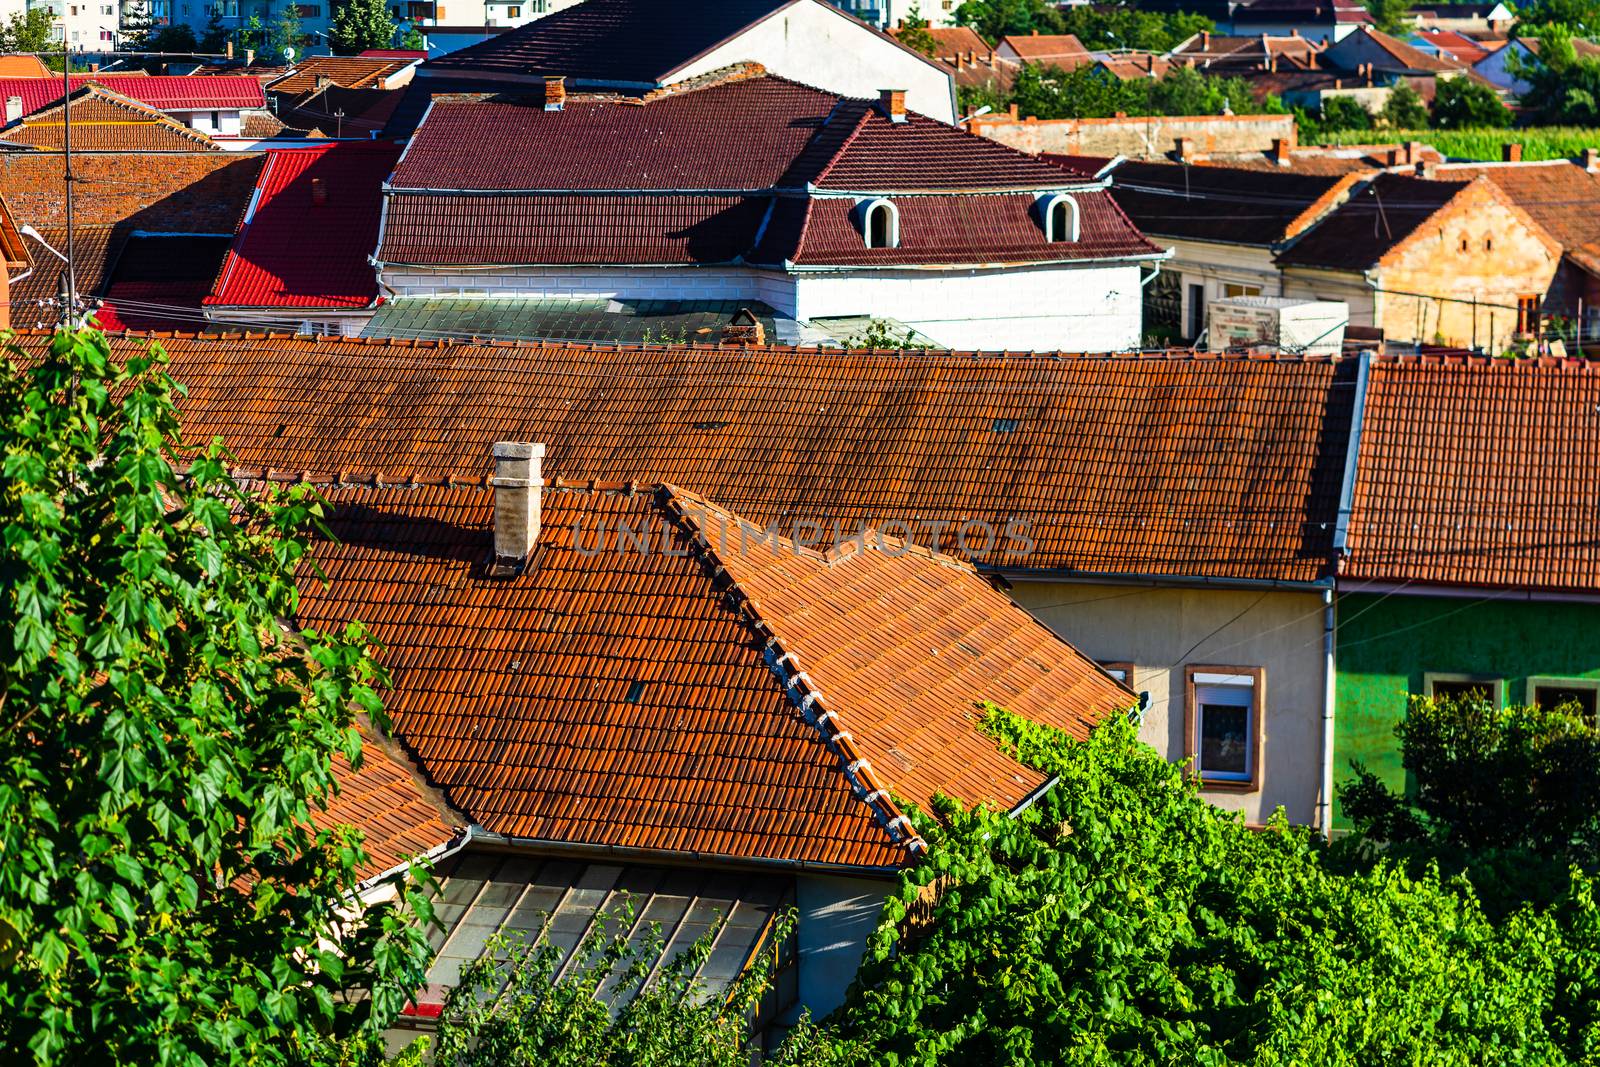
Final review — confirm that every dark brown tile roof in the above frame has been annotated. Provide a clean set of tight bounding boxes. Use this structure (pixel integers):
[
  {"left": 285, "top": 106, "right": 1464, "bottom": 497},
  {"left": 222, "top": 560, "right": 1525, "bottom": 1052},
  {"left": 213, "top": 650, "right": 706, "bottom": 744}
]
[
  {"left": 1276, "top": 172, "right": 1467, "bottom": 269},
  {"left": 290, "top": 480, "right": 1130, "bottom": 868},
  {"left": 266, "top": 56, "right": 414, "bottom": 96},
  {"left": 15, "top": 333, "right": 1355, "bottom": 584},
  {"left": 12, "top": 226, "right": 122, "bottom": 323},
  {"left": 1436, "top": 160, "right": 1600, "bottom": 258},
  {"left": 1342, "top": 355, "right": 1600, "bottom": 591},
  {"left": 1102, "top": 160, "right": 1355, "bottom": 246}
]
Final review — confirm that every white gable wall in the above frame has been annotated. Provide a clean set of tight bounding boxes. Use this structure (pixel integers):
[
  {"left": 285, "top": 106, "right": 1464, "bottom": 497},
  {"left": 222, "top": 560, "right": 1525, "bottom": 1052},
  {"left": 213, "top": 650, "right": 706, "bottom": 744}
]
[{"left": 670, "top": 0, "right": 958, "bottom": 123}]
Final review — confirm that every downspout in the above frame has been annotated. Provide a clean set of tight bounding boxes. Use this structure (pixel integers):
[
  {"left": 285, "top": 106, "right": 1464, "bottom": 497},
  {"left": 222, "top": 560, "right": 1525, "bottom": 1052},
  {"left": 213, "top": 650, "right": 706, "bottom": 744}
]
[{"left": 1322, "top": 348, "right": 1373, "bottom": 837}]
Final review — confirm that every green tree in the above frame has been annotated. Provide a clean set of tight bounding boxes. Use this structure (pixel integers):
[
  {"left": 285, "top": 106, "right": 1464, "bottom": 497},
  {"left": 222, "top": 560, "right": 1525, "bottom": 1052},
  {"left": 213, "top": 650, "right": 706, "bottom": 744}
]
[
  {"left": 146, "top": 23, "right": 201, "bottom": 51},
  {"left": 329, "top": 0, "right": 397, "bottom": 54},
  {"left": 1321, "top": 93, "right": 1375, "bottom": 132},
  {"left": 0, "top": 9, "right": 55, "bottom": 53},
  {"left": 1517, "top": 0, "right": 1600, "bottom": 34},
  {"left": 0, "top": 329, "right": 434, "bottom": 1065},
  {"left": 1058, "top": 4, "right": 1213, "bottom": 52},
  {"left": 1381, "top": 80, "right": 1430, "bottom": 127},
  {"left": 272, "top": 0, "right": 304, "bottom": 59},
  {"left": 955, "top": 0, "right": 1064, "bottom": 40},
  {"left": 895, "top": 3, "right": 942, "bottom": 57},
  {"left": 199, "top": 10, "right": 230, "bottom": 52},
  {"left": 1340, "top": 695, "right": 1600, "bottom": 913},
  {"left": 810, "top": 708, "right": 1600, "bottom": 1062},
  {"left": 1513, "top": 30, "right": 1600, "bottom": 124},
  {"left": 1432, "top": 73, "right": 1512, "bottom": 126},
  {"left": 1365, "top": 0, "right": 1414, "bottom": 34},
  {"left": 398, "top": 23, "right": 426, "bottom": 50}
]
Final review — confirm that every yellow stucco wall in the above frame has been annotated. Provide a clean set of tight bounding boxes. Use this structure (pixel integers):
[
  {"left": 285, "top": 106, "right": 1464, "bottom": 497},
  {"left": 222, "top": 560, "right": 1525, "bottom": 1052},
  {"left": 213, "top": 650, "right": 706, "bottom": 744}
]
[{"left": 1011, "top": 581, "right": 1330, "bottom": 826}]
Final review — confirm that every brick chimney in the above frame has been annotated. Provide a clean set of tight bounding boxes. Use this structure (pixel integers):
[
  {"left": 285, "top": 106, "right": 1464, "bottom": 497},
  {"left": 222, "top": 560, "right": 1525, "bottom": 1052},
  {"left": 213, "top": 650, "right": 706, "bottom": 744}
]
[
  {"left": 1272, "top": 137, "right": 1293, "bottom": 166},
  {"left": 1415, "top": 159, "right": 1435, "bottom": 178},
  {"left": 879, "top": 88, "right": 907, "bottom": 123},
  {"left": 1502, "top": 142, "right": 1522, "bottom": 162},
  {"left": 310, "top": 177, "right": 327, "bottom": 206},
  {"left": 1176, "top": 136, "right": 1195, "bottom": 161},
  {"left": 544, "top": 75, "right": 565, "bottom": 111},
  {"left": 1201, "top": 29, "right": 1210, "bottom": 49},
  {"left": 4, "top": 96, "right": 21, "bottom": 125},
  {"left": 491, "top": 441, "right": 545, "bottom": 573},
  {"left": 721, "top": 308, "right": 766, "bottom": 345},
  {"left": 1585, "top": 147, "right": 1599, "bottom": 172}
]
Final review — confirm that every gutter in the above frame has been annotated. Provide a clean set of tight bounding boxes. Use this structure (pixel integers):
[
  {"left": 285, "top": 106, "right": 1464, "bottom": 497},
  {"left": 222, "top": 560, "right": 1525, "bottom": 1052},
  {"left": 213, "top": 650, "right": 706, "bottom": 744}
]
[
  {"left": 993, "top": 566, "right": 1334, "bottom": 594},
  {"left": 355, "top": 825, "right": 474, "bottom": 896},
  {"left": 465, "top": 828, "right": 906, "bottom": 879},
  {"left": 1331, "top": 349, "right": 1372, "bottom": 559}
]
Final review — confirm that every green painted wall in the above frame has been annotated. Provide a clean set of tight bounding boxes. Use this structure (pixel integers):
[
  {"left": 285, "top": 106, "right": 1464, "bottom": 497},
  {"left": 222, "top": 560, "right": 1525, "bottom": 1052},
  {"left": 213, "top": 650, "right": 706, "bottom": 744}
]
[{"left": 1333, "top": 593, "right": 1600, "bottom": 827}]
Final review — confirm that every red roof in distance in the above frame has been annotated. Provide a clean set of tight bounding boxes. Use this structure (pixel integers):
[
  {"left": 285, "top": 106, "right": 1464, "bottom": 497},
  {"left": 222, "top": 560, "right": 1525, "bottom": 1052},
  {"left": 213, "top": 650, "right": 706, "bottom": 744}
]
[
  {"left": 360, "top": 48, "right": 429, "bottom": 59},
  {"left": 207, "top": 141, "right": 401, "bottom": 309},
  {"left": 0, "top": 75, "right": 265, "bottom": 115}
]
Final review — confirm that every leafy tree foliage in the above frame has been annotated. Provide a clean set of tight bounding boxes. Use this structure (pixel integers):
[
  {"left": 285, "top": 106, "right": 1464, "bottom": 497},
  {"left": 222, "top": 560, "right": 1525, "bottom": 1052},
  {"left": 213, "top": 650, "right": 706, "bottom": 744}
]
[
  {"left": 999, "top": 63, "right": 1283, "bottom": 121},
  {"left": 956, "top": 0, "right": 1210, "bottom": 51},
  {"left": 1431, "top": 72, "right": 1513, "bottom": 126},
  {"left": 0, "top": 330, "right": 434, "bottom": 1065},
  {"left": 1365, "top": 0, "right": 1414, "bottom": 34},
  {"left": 199, "top": 11, "right": 230, "bottom": 53},
  {"left": 146, "top": 23, "right": 201, "bottom": 52},
  {"left": 1512, "top": 30, "right": 1600, "bottom": 124},
  {"left": 1517, "top": 0, "right": 1600, "bottom": 34},
  {"left": 1320, "top": 93, "right": 1375, "bottom": 132},
  {"left": 330, "top": 0, "right": 398, "bottom": 54},
  {"left": 895, "top": 3, "right": 942, "bottom": 57},
  {"left": 812, "top": 709, "right": 1600, "bottom": 1063},
  {"left": 1340, "top": 695, "right": 1600, "bottom": 914},
  {"left": 272, "top": 1, "right": 304, "bottom": 60},
  {"left": 398, "top": 24, "right": 426, "bottom": 51},
  {"left": 0, "top": 9, "right": 55, "bottom": 53},
  {"left": 1381, "top": 80, "right": 1429, "bottom": 127}
]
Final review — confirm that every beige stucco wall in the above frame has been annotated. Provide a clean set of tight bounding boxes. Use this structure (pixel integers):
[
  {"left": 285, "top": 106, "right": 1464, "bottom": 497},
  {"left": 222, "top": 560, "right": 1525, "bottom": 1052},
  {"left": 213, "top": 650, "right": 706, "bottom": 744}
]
[
  {"left": 1011, "top": 581, "right": 1329, "bottom": 826},
  {"left": 970, "top": 113, "right": 1296, "bottom": 160}
]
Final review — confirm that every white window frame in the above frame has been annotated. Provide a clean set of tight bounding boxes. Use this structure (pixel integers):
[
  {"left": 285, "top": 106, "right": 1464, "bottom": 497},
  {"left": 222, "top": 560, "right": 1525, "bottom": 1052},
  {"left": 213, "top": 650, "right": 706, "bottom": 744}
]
[
  {"left": 1423, "top": 672, "right": 1504, "bottom": 707},
  {"left": 858, "top": 197, "right": 899, "bottom": 249},
  {"left": 1039, "top": 192, "right": 1079, "bottom": 243},
  {"left": 1525, "top": 676, "right": 1600, "bottom": 719},
  {"left": 1185, "top": 666, "right": 1263, "bottom": 789}
]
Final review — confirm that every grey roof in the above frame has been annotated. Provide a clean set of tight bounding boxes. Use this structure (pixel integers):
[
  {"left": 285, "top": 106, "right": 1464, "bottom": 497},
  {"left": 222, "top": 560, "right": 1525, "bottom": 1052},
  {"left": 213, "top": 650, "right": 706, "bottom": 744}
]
[{"left": 363, "top": 296, "right": 791, "bottom": 345}]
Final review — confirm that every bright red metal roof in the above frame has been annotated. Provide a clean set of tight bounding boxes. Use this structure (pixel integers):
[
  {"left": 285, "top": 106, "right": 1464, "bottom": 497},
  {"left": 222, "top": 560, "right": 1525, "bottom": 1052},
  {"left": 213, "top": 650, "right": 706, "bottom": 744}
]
[
  {"left": 0, "top": 75, "right": 265, "bottom": 115},
  {"left": 206, "top": 142, "right": 401, "bottom": 309}
]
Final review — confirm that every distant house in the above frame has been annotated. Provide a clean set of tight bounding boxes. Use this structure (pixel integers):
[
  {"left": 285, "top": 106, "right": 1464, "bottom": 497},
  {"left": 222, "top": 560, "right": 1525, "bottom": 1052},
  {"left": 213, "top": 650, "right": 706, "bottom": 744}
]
[
  {"left": 1275, "top": 172, "right": 1560, "bottom": 351},
  {"left": 0, "top": 84, "right": 220, "bottom": 152},
  {"left": 0, "top": 75, "right": 269, "bottom": 141},
  {"left": 887, "top": 22, "right": 989, "bottom": 60},
  {"left": 1334, "top": 355, "right": 1600, "bottom": 826},
  {"left": 1169, "top": 30, "right": 1326, "bottom": 73},
  {"left": 1474, "top": 36, "right": 1600, "bottom": 97},
  {"left": 204, "top": 142, "right": 402, "bottom": 336},
  {"left": 1088, "top": 158, "right": 1361, "bottom": 340},
  {"left": 1224, "top": 0, "right": 1372, "bottom": 43},
  {"left": 1321, "top": 24, "right": 1461, "bottom": 75},
  {"left": 1406, "top": 1, "right": 1513, "bottom": 34},
  {"left": 373, "top": 71, "right": 1166, "bottom": 351},
  {"left": 993, "top": 32, "right": 1093, "bottom": 69},
  {"left": 415, "top": 0, "right": 959, "bottom": 125},
  {"left": 1407, "top": 27, "right": 1494, "bottom": 66}
]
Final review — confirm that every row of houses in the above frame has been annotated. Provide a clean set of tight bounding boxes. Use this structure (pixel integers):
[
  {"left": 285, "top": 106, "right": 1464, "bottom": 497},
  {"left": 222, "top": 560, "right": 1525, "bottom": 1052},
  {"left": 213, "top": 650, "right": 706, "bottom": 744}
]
[{"left": 22, "top": 328, "right": 1593, "bottom": 1043}]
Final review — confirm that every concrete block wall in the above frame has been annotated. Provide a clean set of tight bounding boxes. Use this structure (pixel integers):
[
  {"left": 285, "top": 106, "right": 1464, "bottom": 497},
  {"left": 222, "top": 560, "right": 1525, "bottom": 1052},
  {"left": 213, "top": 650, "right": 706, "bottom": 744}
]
[{"left": 969, "top": 112, "right": 1297, "bottom": 161}]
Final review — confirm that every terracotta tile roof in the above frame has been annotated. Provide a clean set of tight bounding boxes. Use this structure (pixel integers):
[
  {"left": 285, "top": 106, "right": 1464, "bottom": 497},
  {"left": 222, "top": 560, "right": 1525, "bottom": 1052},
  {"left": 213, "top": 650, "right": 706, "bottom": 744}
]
[
  {"left": 207, "top": 142, "right": 400, "bottom": 309},
  {"left": 1102, "top": 160, "right": 1357, "bottom": 245},
  {"left": 321, "top": 726, "right": 461, "bottom": 880},
  {"left": 1413, "top": 27, "right": 1491, "bottom": 64},
  {"left": 277, "top": 85, "right": 404, "bottom": 136},
  {"left": 1276, "top": 172, "right": 1467, "bottom": 268},
  {"left": 0, "top": 75, "right": 265, "bottom": 115},
  {"left": 889, "top": 24, "right": 991, "bottom": 58},
  {"left": 419, "top": 0, "right": 946, "bottom": 86},
  {"left": 239, "top": 110, "right": 287, "bottom": 138},
  {"left": 1096, "top": 53, "right": 1176, "bottom": 80},
  {"left": 1434, "top": 160, "right": 1600, "bottom": 258},
  {"left": 1336, "top": 26, "right": 1457, "bottom": 71},
  {"left": 24, "top": 333, "right": 1355, "bottom": 583},
  {"left": 289, "top": 480, "right": 1130, "bottom": 868},
  {"left": 267, "top": 56, "right": 415, "bottom": 96},
  {"left": 0, "top": 151, "right": 263, "bottom": 230},
  {"left": 1198, "top": 143, "right": 1440, "bottom": 175},
  {"left": 12, "top": 226, "right": 121, "bottom": 324},
  {"left": 382, "top": 77, "right": 1157, "bottom": 268},
  {"left": 0, "top": 55, "right": 49, "bottom": 78},
  {"left": 0, "top": 85, "right": 219, "bottom": 152},
  {"left": 1342, "top": 355, "right": 1600, "bottom": 592},
  {"left": 996, "top": 33, "right": 1091, "bottom": 65},
  {"left": 1170, "top": 33, "right": 1324, "bottom": 71}
]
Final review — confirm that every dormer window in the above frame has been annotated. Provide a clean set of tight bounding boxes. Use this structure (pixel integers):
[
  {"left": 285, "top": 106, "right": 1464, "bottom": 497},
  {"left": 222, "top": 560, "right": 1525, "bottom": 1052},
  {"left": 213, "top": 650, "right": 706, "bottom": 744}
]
[
  {"left": 861, "top": 198, "right": 898, "bottom": 249},
  {"left": 1042, "top": 193, "right": 1079, "bottom": 243}
]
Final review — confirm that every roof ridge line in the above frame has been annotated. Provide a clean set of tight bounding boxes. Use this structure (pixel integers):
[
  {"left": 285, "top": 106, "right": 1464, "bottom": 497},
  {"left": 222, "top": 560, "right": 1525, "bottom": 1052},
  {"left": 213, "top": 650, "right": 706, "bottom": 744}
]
[{"left": 656, "top": 485, "right": 926, "bottom": 860}]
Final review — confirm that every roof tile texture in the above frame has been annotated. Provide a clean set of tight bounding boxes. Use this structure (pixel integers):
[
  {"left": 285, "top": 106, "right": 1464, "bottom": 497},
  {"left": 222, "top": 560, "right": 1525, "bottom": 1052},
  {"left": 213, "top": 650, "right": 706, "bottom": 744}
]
[
  {"left": 268, "top": 56, "right": 414, "bottom": 95},
  {"left": 0, "top": 75, "right": 265, "bottom": 115},
  {"left": 1276, "top": 172, "right": 1467, "bottom": 269},
  {"left": 1342, "top": 355, "right": 1600, "bottom": 591},
  {"left": 1102, "top": 160, "right": 1349, "bottom": 246},
  {"left": 321, "top": 732, "right": 459, "bottom": 879}
]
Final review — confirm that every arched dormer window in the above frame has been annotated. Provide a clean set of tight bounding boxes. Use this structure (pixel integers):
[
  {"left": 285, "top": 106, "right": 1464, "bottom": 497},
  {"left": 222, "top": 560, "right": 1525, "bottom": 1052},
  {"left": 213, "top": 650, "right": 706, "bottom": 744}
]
[
  {"left": 1041, "top": 193, "right": 1079, "bottom": 243},
  {"left": 860, "top": 198, "right": 899, "bottom": 249}
]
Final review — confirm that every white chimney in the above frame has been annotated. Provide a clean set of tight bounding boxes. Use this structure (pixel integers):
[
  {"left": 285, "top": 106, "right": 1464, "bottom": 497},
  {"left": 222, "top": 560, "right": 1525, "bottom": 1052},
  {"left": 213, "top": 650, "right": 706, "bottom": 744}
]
[
  {"left": 5, "top": 96, "right": 21, "bottom": 125},
  {"left": 491, "top": 441, "right": 545, "bottom": 572}
]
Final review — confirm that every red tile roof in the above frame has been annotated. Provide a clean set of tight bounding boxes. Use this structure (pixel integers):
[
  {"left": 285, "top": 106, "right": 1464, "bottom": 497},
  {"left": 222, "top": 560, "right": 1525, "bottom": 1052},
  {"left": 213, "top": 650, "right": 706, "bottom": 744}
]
[
  {"left": 98, "top": 234, "right": 232, "bottom": 330},
  {"left": 267, "top": 56, "right": 416, "bottom": 96},
  {"left": 207, "top": 142, "right": 400, "bottom": 309},
  {"left": 382, "top": 76, "right": 1158, "bottom": 268},
  {"left": 1342, "top": 355, "right": 1600, "bottom": 592},
  {"left": 290, "top": 479, "right": 1130, "bottom": 868},
  {"left": 889, "top": 24, "right": 992, "bottom": 58},
  {"left": 321, "top": 727, "right": 461, "bottom": 880},
  {"left": 0, "top": 75, "right": 265, "bottom": 114},
  {"left": 17, "top": 333, "right": 1355, "bottom": 584},
  {"left": 996, "top": 33, "right": 1091, "bottom": 65},
  {"left": 0, "top": 85, "right": 219, "bottom": 152},
  {"left": 1413, "top": 27, "right": 1491, "bottom": 64}
]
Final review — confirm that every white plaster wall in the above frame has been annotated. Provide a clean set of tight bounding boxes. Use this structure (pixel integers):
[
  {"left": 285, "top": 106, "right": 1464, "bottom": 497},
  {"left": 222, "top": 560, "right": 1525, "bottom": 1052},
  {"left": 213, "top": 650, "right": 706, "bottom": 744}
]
[
  {"left": 381, "top": 264, "right": 788, "bottom": 307},
  {"left": 1011, "top": 581, "right": 1330, "bottom": 826},
  {"left": 794, "top": 873, "right": 889, "bottom": 1022},
  {"left": 672, "top": 0, "right": 957, "bottom": 124},
  {"left": 792, "top": 262, "right": 1146, "bottom": 351},
  {"left": 1280, "top": 267, "right": 1377, "bottom": 328},
  {"left": 174, "top": 108, "right": 243, "bottom": 137},
  {"left": 1161, "top": 238, "right": 1285, "bottom": 338}
]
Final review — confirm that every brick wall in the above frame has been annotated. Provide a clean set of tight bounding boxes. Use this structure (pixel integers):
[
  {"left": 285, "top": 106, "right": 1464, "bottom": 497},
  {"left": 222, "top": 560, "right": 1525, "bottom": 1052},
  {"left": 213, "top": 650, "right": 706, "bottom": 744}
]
[{"left": 969, "top": 112, "right": 1297, "bottom": 161}]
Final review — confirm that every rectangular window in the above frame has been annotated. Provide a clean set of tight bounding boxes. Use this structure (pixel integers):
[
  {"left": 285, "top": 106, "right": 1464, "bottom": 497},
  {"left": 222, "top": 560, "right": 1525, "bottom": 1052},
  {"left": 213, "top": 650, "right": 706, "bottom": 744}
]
[
  {"left": 1423, "top": 672, "right": 1503, "bottom": 706},
  {"left": 1517, "top": 294, "right": 1540, "bottom": 334},
  {"left": 1186, "top": 282, "right": 1205, "bottom": 339},
  {"left": 1185, "top": 666, "right": 1263, "bottom": 789},
  {"left": 297, "top": 4, "right": 320, "bottom": 15},
  {"left": 506, "top": 3, "right": 519, "bottom": 14},
  {"left": 1223, "top": 283, "right": 1263, "bottom": 299},
  {"left": 1526, "top": 677, "right": 1600, "bottom": 721},
  {"left": 1099, "top": 661, "right": 1135, "bottom": 688}
]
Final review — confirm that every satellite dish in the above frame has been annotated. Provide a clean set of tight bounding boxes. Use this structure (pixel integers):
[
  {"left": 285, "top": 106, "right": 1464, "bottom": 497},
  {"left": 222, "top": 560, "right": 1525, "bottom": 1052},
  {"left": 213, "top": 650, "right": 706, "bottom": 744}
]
[{"left": 283, "top": 46, "right": 296, "bottom": 61}]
